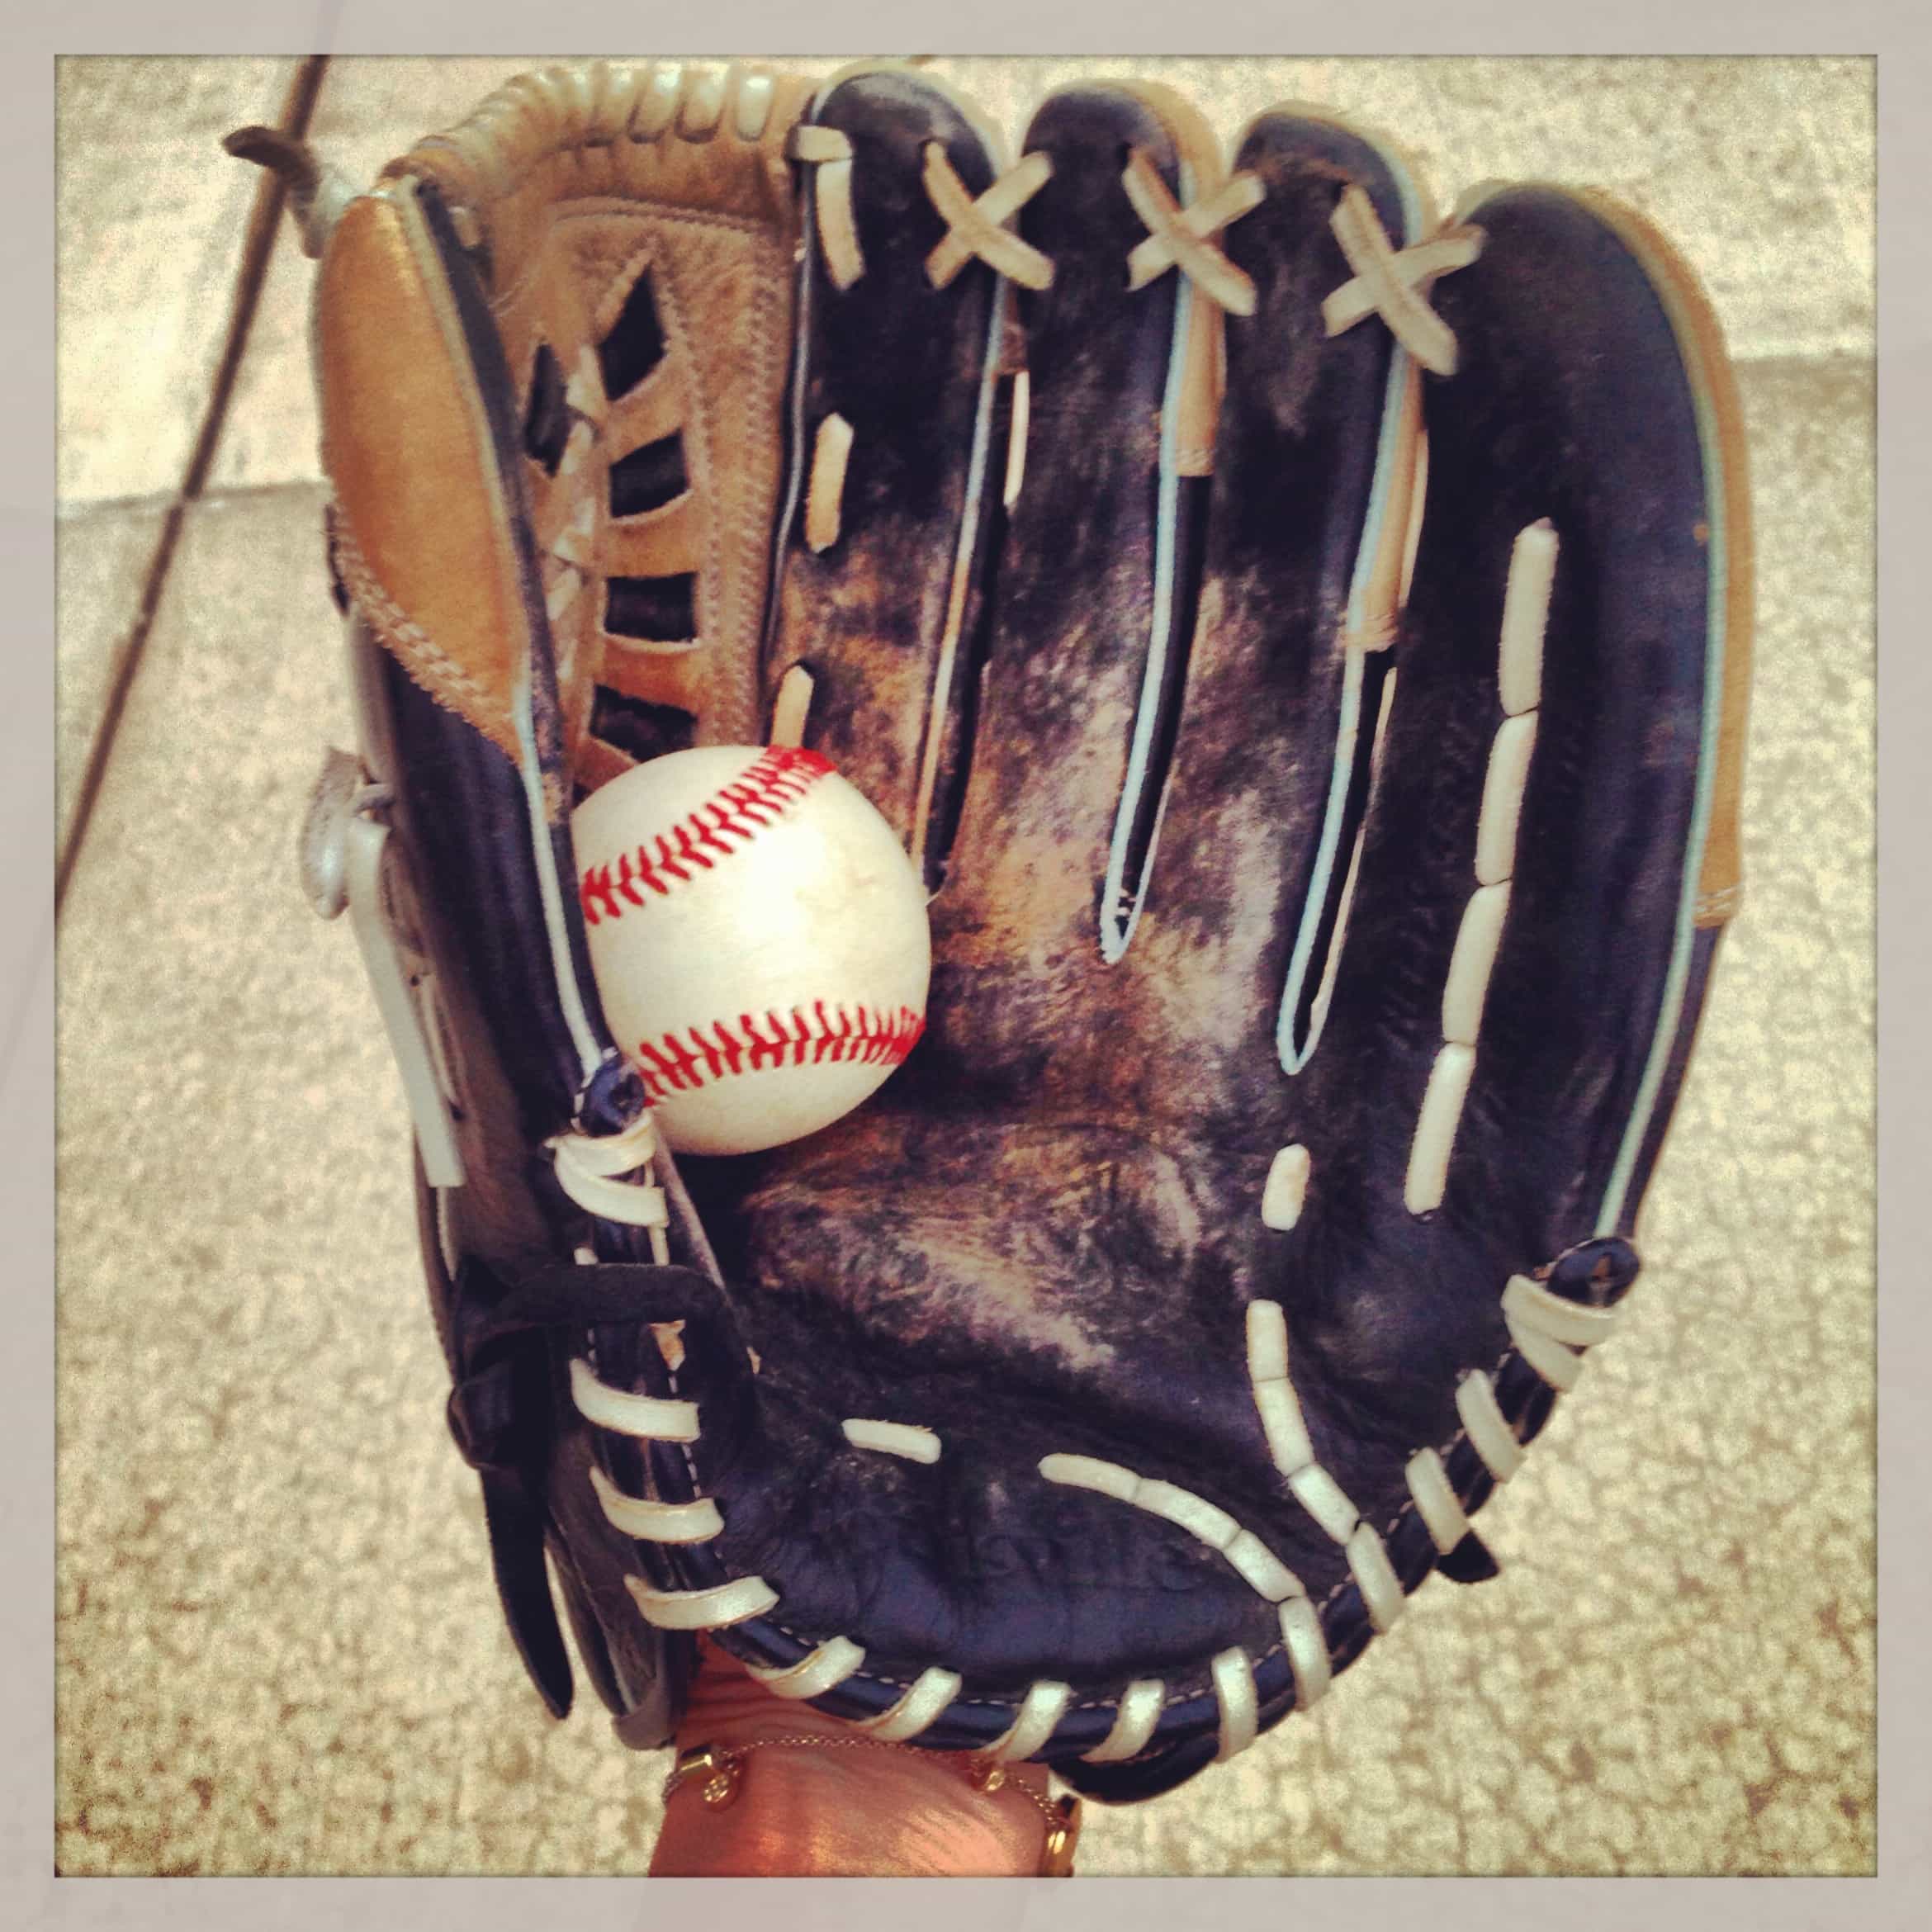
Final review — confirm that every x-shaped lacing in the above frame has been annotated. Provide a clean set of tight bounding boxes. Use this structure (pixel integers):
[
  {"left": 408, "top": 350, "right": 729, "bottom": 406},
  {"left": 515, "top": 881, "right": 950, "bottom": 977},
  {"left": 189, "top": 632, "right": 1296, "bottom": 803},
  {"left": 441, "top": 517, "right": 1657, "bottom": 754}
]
[
  {"left": 796, "top": 128, "right": 1272, "bottom": 311},
  {"left": 789, "top": 124, "right": 1055, "bottom": 293},
  {"left": 1121, "top": 150, "right": 1266, "bottom": 315},
  {"left": 922, "top": 144, "right": 1054, "bottom": 291},
  {"left": 1323, "top": 184, "right": 1484, "bottom": 377}
]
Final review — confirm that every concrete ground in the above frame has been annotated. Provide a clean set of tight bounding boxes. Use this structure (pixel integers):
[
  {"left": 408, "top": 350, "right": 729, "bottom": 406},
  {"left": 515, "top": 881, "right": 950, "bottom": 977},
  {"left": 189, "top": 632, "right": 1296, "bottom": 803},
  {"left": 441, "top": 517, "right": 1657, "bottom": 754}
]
[{"left": 54, "top": 55, "right": 1874, "bottom": 1876}]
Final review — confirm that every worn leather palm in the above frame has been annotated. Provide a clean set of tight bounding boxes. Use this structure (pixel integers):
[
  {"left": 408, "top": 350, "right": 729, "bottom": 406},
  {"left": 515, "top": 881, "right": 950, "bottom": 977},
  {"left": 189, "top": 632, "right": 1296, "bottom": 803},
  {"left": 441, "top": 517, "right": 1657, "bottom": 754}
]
[{"left": 262, "top": 58, "right": 1751, "bottom": 1808}]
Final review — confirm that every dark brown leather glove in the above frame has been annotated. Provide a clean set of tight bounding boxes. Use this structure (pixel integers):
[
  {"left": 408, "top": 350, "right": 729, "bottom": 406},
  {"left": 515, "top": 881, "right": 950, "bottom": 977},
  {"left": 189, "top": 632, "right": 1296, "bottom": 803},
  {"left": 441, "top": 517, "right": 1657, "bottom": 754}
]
[{"left": 268, "top": 56, "right": 1751, "bottom": 1821}]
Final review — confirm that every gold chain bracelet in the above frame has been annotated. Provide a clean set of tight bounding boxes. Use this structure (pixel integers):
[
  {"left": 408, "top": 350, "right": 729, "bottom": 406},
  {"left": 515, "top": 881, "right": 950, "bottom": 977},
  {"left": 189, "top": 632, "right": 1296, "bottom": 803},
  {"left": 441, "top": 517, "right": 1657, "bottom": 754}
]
[{"left": 662, "top": 1735, "right": 1083, "bottom": 1875}]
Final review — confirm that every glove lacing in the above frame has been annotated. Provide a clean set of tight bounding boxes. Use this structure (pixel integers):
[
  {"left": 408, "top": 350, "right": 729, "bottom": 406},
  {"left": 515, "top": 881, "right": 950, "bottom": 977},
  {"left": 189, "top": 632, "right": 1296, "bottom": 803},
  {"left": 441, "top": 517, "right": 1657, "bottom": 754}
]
[
  {"left": 1122, "top": 149, "right": 1266, "bottom": 313},
  {"left": 790, "top": 123, "right": 1057, "bottom": 293},
  {"left": 548, "top": 1108, "right": 670, "bottom": 1263},
  {"left": 1323, "top": 182, "right": 1484, "bottom": 376}
]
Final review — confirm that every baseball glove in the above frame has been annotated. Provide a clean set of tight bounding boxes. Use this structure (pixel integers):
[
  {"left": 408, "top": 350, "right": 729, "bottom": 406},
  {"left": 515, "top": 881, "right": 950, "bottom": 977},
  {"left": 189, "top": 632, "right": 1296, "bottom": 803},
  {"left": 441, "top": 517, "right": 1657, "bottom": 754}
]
[{"left": 241, "top": 56, "right": 1752, "bottom": 1816}]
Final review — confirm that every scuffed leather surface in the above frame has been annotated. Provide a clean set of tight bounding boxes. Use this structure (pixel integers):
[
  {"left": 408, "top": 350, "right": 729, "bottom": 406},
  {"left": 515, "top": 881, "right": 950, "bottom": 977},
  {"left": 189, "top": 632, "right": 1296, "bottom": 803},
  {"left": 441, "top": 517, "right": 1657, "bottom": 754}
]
[
  {"left": 764, "top": 70, "right": 1009, "bottom": 854},
  {"left": 318, "top": 189, "right": 534, "bottom": 768},
  {"left": 55, "top": 55, "right": 1874, "bottom": 1875},
  {"left": 637, "top": 107, "right": 1738, "bottom": 1766}
]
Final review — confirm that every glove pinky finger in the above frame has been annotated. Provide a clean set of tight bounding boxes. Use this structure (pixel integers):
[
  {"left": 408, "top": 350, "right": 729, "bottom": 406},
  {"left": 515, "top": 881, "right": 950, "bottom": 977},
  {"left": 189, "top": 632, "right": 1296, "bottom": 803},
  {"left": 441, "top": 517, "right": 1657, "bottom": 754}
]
[{"left": 1334, "top": 180, "right": 1751, "bottom": 1250}]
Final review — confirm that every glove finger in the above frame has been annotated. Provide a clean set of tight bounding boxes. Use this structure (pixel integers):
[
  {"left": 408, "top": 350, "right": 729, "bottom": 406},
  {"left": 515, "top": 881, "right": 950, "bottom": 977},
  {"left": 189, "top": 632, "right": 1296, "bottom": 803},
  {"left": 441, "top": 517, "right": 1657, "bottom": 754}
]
[
  {"left": 1126, "top": 107, "right": 1432, "bottom": 1105},
  {"left": 762, "top": 66, "right": 1016, "bottom": 882},
  {"left": 1305, "top": 182, "right": 1751, "bottom": 1254},
  {"left": 930, "top": 82, "right": 1224, "bottom": 997}
]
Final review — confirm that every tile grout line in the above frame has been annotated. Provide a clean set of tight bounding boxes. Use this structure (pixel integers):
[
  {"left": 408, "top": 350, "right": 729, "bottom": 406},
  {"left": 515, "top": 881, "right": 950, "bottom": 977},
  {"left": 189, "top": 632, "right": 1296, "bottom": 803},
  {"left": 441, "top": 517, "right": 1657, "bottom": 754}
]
[{"left": 53, "top": 55, "right": 330, "bottom": 921}]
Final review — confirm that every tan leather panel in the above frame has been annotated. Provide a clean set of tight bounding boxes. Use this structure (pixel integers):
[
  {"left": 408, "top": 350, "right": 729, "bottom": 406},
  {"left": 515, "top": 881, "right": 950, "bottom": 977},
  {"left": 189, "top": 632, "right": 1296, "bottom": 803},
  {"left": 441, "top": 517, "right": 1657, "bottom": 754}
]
[
  {"left": 654, "top": 217, "right": 793, "bottom": 745},
  {"left": 1693, "top": 329, "right": 1755, "bottom": 928},
  {"left": 1577, "top": 190, "right": 1754, "bottom": 928},
  {"left": 369, "top": 62, "right": 809, "bottom": 756},
  {"left": 607, "top": 362, "right": 690, "bottom": 461},
  {"left": 605, "top": 490, "right": 703, "bottom": 580},
  {"left": 316, "top": 187, "right": 528, "bottom": 763},
  {"left": 388, "top": 62, "right": 806, "bottom": 239},
  {"left": 575, "top": 728, "right": 639, "bottom": 795},
  {"left": 598, "top": 635, "right": 711, "bottom": 715}
]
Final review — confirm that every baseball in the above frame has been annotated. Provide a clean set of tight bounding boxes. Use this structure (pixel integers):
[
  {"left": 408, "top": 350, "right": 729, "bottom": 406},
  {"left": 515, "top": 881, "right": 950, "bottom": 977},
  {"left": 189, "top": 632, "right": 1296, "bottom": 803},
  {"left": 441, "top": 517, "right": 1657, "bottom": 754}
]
[{"left": 571, "top": 744, "right": 931, "bottom": 1156}]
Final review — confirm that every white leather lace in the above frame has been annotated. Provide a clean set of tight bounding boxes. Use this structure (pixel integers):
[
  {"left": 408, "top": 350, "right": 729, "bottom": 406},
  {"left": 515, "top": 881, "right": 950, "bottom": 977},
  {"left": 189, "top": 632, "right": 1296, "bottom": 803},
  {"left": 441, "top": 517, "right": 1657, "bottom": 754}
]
[
  {"left": 1121, "top": 152, "right": 1264, "bottom": 313},
  {"left": 921, "top": 144, "right": 1054, "bottom": 290},
  {"left": 547, "top": 1109, "right": 670, "bottom": 1262},
  {"left": 1324, "top": 183, "right": 1484, "bottom": 376}
]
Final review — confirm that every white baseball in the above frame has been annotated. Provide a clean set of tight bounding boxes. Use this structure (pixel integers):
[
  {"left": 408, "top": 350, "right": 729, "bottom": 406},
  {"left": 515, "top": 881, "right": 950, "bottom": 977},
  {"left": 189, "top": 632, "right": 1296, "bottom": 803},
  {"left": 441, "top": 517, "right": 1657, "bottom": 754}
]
[{"left": 571, "top": 744, "right": 931, "bottom": 1156}]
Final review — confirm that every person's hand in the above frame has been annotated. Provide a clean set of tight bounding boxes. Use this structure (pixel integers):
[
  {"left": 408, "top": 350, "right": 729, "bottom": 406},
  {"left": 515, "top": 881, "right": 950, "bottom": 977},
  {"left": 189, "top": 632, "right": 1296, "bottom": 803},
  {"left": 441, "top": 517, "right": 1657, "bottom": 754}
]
[{"left": 649, "top": 1638, "right": 1081, "bottom": 1876}]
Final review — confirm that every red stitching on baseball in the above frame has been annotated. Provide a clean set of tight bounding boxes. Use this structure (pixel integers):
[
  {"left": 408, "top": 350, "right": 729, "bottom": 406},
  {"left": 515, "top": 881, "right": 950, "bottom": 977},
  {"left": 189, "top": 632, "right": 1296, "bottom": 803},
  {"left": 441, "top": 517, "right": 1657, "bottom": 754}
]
[
  {"left": 632, "top": 1002, "right": 926, "bottom": 1103},
  {"left": 580, "top": 745, "right": 835, "bottom": 926}
]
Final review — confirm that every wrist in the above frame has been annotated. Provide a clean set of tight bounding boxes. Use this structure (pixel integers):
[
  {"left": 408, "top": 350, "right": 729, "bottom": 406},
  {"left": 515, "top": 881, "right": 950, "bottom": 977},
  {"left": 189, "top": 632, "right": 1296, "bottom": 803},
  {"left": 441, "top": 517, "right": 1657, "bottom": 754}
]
[{"left": 648, "top": 1639, "right": 1082, "bottom": 1877}]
